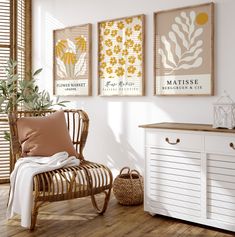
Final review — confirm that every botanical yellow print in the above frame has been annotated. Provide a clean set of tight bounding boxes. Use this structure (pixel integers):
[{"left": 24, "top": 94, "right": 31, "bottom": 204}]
[
  {"left": 61, "top": 52, "right": 76, "bottom": 65},
  {"left": 117, "top": 21, "right": 125, "bottom": 30},
  {"left": 115, "top": 67, "right": 125, "bottom": 77},
  {"left": 55, "top": 40, "right": 67, "bottom": 58},
  {"left": 99, "top": 15, "right": 143, "bottom": 81},
  {"left": 134, "top": 24, "right": 141, "bottom": 31},
  {"left": 55, "top": 34, "right": 88, "bottom": 79},
  {"left": 111, "top": 30, "right": 118, "bottom": 37},
  {"left": 127, "top": 65, "right": 136, "bottom": 74},
  {"left": 116, "top": 36, "right": 123, "bottom": 43},
  {"left": 75, "top": 36, "right": 86, "bottom": 52},
  {"left": 128, "top": 56, "right": 136, "bottom": 64},
  {"left": 125, "top": 28, "right": 132, "bottom": 37},
  {"left": 105, "top": 39, "right": 113, "bottom": 47},
  {"left": 114, "top": 45, "right": 121, "bottom": 54},
  {"left": 110, "top": 57, "right": 117, "bottom": 65},
  {"left": 106, "top": 67, "right": 113, "bottom": 74},
  {"left": 125, "top": 17, "right": 133, "bottom": 24},
  {"left": 106, "top": 49, "right": 113, "bottom": 56},
  {"left": 119, "top": 58, "right": 126, "bottom": 65},
  {"left": 124, "top": 39, "right": 134, "bottom": 48}
]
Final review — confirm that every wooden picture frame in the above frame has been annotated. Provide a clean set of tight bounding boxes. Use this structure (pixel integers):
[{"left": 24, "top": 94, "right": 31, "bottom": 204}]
[
  {"left": 154, "top": 3, "right": 214, "bottom": 96},
  {"left": 53, "top": 23, "right": 92, "bottom": 96},
  {"left": 98, "top": 14, "right": 145, "bottom": 96}
]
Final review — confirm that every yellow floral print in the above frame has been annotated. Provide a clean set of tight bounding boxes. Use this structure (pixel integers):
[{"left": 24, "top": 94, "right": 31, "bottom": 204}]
[
  {"left": 55, "top": 40, "right": 67, "bottom": 58},
  {"left": 119, "top": 58, "right": 126, "bottom": 65},
  {"left": 99, "top": 16, "right": 143, "bottom": 81},
  {"left": 134, "top": 24, "right": 141, "bottom": 31},
  {"left": 115, "top": 67, "right": 125, "bottom": 77},
  {"left": 116, "top": 36, "right": 123, "bottom": 43},
  {"left": 125, "top": 18, "right": 133, "bottom": 24},
  {"left": 124, "top": 39, "right": 134, "bottom": 48},
  {"left": 110, "top": 57, "right": 117, "bottom": 65},
  {"left": 99, "top": 35, "right": 104, "bottom": 42},
  {"left": 106, "top": 67, "right": 113, "bottom": 74},
  {"left": 117, "top": 21, "right": 124, "bottom": 30},
  {"left": 122, "top": 49, "right": 129, "bottom": 56},
  {"left": 104, "top": 29, "right": 110, "bottom": 35},
  {"left": 99, "top": 53, "right": 105, "bottom": 62},
  {"left": 127, "top": 65, "right": 136, "bottom": 74},
  {"left": 99, "top": 69, "right": 104, "bottom": 78},
  {"left": 61, "top": 52, "right": 77, "bottom": 65},
  {"left": 106, "top": 49, "right": 113, "bottom": 56},
  {"left": 114, "top": 45, "right": 121, "bottom": 54},
  {"left": 133, "top": 43, "right": 141, "bottom": 53},
  {"left": 99, "top": 44, "right": 104, "bottom": 51},
  {"left": 105, "top": 39, "right": 113, "bottom": 47},
  {"left": 128, "top": 56, "right": 136, "bottom": 64},
  {"left": 125, "top": 28, "right": 132, "bottom": 37},
  {"left": 111, "top": 30, "right": 118, "bottom": 37},
  {"left": 100, "top": 22, "right": 106, "bottom": 28},
  {"left": 107, "top": 21, "right": 114, "bottom": 27},
  {"left": 100, "top": 62, "right": 107, "bottom": 69},
  {"left": 75, "top": 36, "right": 87, "bottom": 52}
]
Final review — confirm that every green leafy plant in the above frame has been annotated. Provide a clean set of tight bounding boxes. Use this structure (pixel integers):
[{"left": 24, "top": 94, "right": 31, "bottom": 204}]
[{"left": 0, "top": 59, "right": 68, "bottom": 113}]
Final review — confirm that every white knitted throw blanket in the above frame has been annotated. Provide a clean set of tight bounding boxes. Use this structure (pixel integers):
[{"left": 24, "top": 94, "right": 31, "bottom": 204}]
[{"left": 6, "top": 151, "right": 80, "bottom": 228}]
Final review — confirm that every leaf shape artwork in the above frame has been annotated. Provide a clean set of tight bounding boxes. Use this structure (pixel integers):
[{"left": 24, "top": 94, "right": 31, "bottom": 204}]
[
  {"left": 158, "top": 10, "right": 206, "bottom": 75},
  {"left": 74, "top": 53, "right": 87, "bottom": 76},
  {"left": 56, "top": 58, "right": 67, "bottom": 78}
]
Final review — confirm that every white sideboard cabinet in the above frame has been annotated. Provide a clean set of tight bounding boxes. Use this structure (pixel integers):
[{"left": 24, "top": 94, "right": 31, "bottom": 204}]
[{"left": 140, "top": 123, "right": 235, "bottom": 232}]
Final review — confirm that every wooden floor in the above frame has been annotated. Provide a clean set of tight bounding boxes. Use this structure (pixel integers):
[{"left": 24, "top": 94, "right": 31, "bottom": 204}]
[{"left": 1, "top": 184, "right": 235, "bottom": 237}]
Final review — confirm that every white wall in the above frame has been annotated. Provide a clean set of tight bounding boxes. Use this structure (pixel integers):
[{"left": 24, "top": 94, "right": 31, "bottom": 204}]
[{"left": 32, "top": 0, "right": 235, "bottom": 176}]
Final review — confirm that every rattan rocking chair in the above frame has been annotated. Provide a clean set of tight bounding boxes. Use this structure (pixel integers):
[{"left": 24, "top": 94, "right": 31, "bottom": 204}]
[{"left": 8, "top": 109, "right": 113, "bottom": 230}]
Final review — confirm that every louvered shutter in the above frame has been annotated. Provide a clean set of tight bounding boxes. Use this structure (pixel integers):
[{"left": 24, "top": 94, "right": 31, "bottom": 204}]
[
  {"left": 0, "top": 0, "right": 11, "bottom": 183},
  {"left": 0, "top": 0, "right": 31, "bottom": 183}
]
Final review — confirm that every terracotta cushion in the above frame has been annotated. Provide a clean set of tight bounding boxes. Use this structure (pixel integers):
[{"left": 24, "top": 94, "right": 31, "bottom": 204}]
[{"left": 17, "top": 110, "right": 77, "bottom": 157}]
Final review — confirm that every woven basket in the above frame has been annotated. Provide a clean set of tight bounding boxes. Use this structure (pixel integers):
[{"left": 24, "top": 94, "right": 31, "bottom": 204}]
[{"left": 113, "top": 167, "right": 144, "bottom": 206}]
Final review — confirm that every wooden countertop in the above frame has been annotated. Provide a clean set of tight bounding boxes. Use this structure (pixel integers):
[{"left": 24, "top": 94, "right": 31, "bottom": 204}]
[{"left": 139, "top": 122, "right": 235, "bottom": 134}]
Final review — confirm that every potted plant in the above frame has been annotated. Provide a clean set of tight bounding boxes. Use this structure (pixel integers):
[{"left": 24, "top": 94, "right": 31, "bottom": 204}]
[
  {"left": 0, "top": 59, "right": 68, "bottom": 140},
  {"left": 0, "top": 59, "right": 68, "bottom": 113}
]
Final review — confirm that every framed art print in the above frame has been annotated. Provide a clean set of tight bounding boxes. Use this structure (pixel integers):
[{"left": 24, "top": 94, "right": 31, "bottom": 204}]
[
  {"left": 98, "top": 14, "right": 145, "bottom": 96},
  {"left": 154, "top": 3, "right": 214, "bottom": 95},
  {"left": 53, "top": 24, "right": 91, "bottom": 96}
]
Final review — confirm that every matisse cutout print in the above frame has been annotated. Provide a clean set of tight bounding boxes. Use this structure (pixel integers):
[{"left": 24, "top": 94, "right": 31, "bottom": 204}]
[
  {"left": 53, "top": 24, "right": 91, "bottom": 96},
  {"left": 155, "top": 3, "right": 214, "bottom": 95},
  {"left": 98, "top": 15, "right": 145, "bottom": 96}
]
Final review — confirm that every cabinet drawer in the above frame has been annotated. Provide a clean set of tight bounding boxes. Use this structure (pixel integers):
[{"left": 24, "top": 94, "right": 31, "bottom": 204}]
[
  {"left": 205, "top": 135, "right": 235, "bottom": 156},
  {"left": 146, "top": 131, "right": 203, "bottom": 151}
]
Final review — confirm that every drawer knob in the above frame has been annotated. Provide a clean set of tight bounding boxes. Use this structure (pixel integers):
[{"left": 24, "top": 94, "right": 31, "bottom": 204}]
[
  {"left": 229, "top": 142, "right": 235, "bottom": 150},
  {"left": 165, "top": 137, "right": 180, "bottom": 145}
]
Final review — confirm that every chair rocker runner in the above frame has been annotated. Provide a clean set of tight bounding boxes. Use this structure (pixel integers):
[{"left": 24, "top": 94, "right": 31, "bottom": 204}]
[{"left": 8, "top": 109, "right": 113, "bottom": 230}]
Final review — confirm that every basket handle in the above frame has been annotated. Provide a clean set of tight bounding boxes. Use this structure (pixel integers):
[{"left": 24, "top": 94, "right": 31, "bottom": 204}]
[
  {"left": 119, "top": 167, "right": 130, "bottom": 175},
  {"left": 130, "top": 169, "right": 141, "bottom": 179},
  {"left": 130, "top": 169, "right": 144, "bottom": 195}
]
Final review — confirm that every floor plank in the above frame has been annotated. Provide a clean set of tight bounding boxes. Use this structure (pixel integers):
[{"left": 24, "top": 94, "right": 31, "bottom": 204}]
[{"left": 1, "top": 184, "right": 235, "bottom": 237}]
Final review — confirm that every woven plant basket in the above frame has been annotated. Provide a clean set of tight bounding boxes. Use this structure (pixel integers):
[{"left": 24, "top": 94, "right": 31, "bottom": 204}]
[{"left": 113, "top": 167, "right": 144, "bottom": 206}]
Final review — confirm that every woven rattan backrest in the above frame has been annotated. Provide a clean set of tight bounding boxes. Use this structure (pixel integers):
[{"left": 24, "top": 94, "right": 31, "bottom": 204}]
[{"left": 8, "top": 109, "right": 89, "bottom": 171}]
